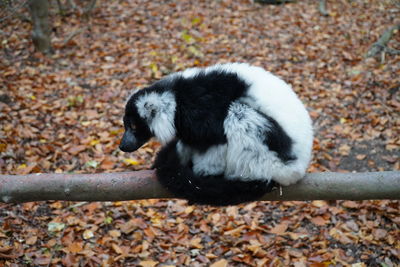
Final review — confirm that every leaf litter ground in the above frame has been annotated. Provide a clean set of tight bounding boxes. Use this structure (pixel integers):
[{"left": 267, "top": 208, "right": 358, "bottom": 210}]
[{"left": 0, "top": 0, "right": 399, "bottom": 266}]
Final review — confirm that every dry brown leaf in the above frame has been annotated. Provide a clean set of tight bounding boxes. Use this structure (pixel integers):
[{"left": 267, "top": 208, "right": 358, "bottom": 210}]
[
  {"left": 109, "top": 230, "right": 121, "bottom": 238},
  {"left": 111, "top": 243, "right": 123, "bottom": 254},
  {"left": 373, "top": 229, "right": 387, "bottom": 240},
  {"left": 270, "top": 221, "right": 289, "bottom": 235},
  {"left": 189, "top": 237, "right": 203, "bottom": 249},
  {"left": 342, "top": 201, "right": 359, "bottom": 209},
  {"left": 25, "top": 235, "right": 38, "bottom": 245},
  {"left": 310, "top": 216, "right": 328, "bottom": 226},
  {"left": 67, "top": 145, "right": 87, "bottom": 155},
  {"left": 143, "top": 227, "right": 156, "bottom": 239},
  {"left": 210, "top": 259, "right": 228, "bottom": 267},
  {"left": 223, "top": 225, "right": 246, "bottom": 236},
  {"left": 356, "top": 154, "right": 367, "bottom": 160},
  {"left": 311, "top": 200, "right": 328, "bottom": 207},
  {"left": 67, "top": 242, "right": 83, "bottom": 253},
  {"left": 139, "top": 260, "right": 158, "bottom": 267}
]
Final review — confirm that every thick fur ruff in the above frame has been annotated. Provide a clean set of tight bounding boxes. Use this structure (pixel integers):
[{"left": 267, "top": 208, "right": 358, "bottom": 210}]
[{"left": 154, "top": 139, "right": 277, "bottom": 206}]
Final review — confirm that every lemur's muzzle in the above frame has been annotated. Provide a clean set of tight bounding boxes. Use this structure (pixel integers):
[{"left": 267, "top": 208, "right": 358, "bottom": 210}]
[{"left": 119, "top": 130, "right": 142, "bottom": 152}]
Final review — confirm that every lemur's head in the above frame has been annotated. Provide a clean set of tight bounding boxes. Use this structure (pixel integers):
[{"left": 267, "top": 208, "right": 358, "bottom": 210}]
[
  {"left": 120, "top": 88, "right": 177, "bottom": 152},
  {"left": 119, "top": 91, "right": 152, "bottom": 152}
]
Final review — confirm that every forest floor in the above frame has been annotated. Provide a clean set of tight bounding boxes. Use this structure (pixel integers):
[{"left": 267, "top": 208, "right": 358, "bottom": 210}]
[{"left": 0, "top": 0, "right": 399, "bottom": 266}]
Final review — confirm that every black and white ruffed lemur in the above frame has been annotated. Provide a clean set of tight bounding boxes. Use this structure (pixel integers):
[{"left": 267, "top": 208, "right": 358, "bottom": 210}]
[{"left": 119, "top": 63, "right": 313, "bottom": 206}]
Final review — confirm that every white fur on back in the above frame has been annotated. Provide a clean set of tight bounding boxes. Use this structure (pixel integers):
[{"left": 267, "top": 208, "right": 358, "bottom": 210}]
[
  {"left": 224, "top": 63, "right": 312, "bottom": 185},
  {"left": 135, "top": 91, "right": 176, "bottom": 144}
]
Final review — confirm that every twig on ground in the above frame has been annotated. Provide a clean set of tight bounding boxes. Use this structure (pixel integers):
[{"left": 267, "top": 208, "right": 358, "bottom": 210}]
[
  {"left": 366, "top": 24, "right": 400, "bottom": 58},
  {"left": 62, "top": 26, "right": 88, "bottom": 45}
]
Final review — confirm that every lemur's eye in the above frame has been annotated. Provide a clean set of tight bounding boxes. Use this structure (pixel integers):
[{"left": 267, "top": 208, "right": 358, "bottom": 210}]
[{"left": 130, "top": 123, "right": 137, "bottom": 131}]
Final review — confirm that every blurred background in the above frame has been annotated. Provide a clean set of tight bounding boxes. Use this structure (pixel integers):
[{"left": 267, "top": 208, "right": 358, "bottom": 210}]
[{"left": 0, "top": 0, "right": 399, "bottom": 266}]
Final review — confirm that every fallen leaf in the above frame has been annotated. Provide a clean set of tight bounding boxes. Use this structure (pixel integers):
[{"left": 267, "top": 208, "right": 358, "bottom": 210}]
[
  {"left": 67, "top": 145, "right": 86, "bottom": 155},
  {"left": 139, "top": 260, "right": 158, "bottom": 267},
  {"left": 210, "top": 259, "right": 228, "bottom": 267},
  {"left": 310, "top": 216, "right": 328, "bottom": 226},
  {"left": 311, "top": 200, "right": 328, "bottom": 207},
  {"left": 356, "top": 154, "right": 367, "bottom": 160},
  {"left": 223, "top": 225, "right": 246, "bottom": 236},
  {"left": 270, "top": 221, "right": 289, "bottom": 235},
  {"left": 48, "top": 222, "right": 66, "bottom": 232},
  {"left": 373, "top": 229, "right": 387, "bottom": 240},
  {"left": 342, "top": 201, "right": 359, "bottom": 209},
  {"left": 109, "top": 230, "right": 121, "bottom": 238},
  {"left": 26, "top": 235, "right": 37, "bottom": 245},
  {"left": 190, "top": 237, "right": 203, "bottom": 249},
  {"left": 83, "top": 229, "right": 94, "bottom": 239},
  {"left": 123, "top": 158, "right": 140, "bottom": 165},
  {"left": 67, "top": 242, "right": 83, "bottom": 253}
]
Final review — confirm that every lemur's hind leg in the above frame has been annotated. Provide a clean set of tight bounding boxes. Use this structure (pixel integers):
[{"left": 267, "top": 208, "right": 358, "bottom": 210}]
[{"left": 192, "top": 144, "right": 227, "bottom": 176}]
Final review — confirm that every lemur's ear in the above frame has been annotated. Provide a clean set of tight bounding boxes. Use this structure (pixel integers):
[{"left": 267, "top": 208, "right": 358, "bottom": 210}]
[
  {"left": 135, "top": 93, "right": 162, "bottom": 121},
  {"left": 143, "top": 102, "right": 158, "bottom": 119}
]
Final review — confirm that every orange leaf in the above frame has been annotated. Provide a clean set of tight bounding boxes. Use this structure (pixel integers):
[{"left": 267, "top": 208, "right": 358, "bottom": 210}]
[
  {"left": 189, "top": 237, "right": 203, "bottom": 249},
  {"left": 139, "top": 260, "right": 158, "bottom": 267},
  {"left": 112, "top": 243, "right": 123, "bottom": 254},
  {"left": 100, "top": 158, "right": 115, "bottom": 169},
  {"left": 67, "top": 242, "right": 83, "bottom": 253},
  {"left": 310, "top": 216, "right": 328, "bottom": 226},
  {"left": 342, "top": 201, "right": 359, "bottom": 209},
  {"left": 210, "top": 259, "right": 228, "bottom": 267},
  {"left": 270, "top": 221, "right": 289, "bottom": 235},
  {"left": 26, "top": 236, "right": 37, "bottom": 245},
  {"left": 143, "top": 227, "right": 156, "bottom": 239},
  {"left": 223, "top": 225, "right": 246, "bottom": 236},
  {"left": 67, "top": 145, "right": 86, "bottom": 155}
]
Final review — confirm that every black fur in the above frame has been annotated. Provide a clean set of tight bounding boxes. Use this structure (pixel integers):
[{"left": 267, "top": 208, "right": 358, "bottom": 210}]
[
  {"left": 172, "top": 70, "right": 248, "bottom": 151},
  {"left": 154, "top": 139, "right": 277, "bottom": 206},
  {"left": 263, "top": 114, "right": 296, "bottom": 163}
]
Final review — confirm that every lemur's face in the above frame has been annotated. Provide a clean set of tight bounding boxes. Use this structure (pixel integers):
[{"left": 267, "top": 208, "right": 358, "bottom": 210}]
[{"left": 119, "top": 97, "right": 152, "bottom": 152}]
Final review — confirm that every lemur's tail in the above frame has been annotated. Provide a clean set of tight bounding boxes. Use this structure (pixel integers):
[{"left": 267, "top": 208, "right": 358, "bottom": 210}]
[{"left": 154, "top": 139, "right": 277, "bottom": 206}]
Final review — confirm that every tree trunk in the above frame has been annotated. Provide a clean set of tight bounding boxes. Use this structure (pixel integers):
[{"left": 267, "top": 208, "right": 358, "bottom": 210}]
[
  {"left": 0, "top": 171, "right": 399, "bottom": 203},
  {"left": 28, "top": 0, "right": 52, "bottom": 54}
]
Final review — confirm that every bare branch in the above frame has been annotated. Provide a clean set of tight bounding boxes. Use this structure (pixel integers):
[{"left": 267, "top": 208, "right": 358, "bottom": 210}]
[
  {"left": 0, "top": 171, "right": 399, "bottom": 203},
  {"left": 366, "top": 24, "right": 400, "bottom": 58},
  {"left": 0, "top": 0, "right": 29, "bottom": 22},
  {"left": 82, "top": 0, "right": 97, "bottom": 17},
  {"left": 261, "top": 171, "right": 400, "bottom": 201},
  {"left": 62, "top": 26, "right": 87, "bottom": 45}
]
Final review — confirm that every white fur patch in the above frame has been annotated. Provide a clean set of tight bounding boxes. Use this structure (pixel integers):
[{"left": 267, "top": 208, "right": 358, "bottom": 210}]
[
  {"left": 222, "top": 101, "right": 308, "bottom": 185},
  {"left": 215, "top": 63, "right": 312, "bottom": 185},
  {"left": 223, "top": 102, "right": 273, "bottom": 181},
  {"left": 135, "top": 91, "right": 176, "bottom": 144},
  {"left": 192, "top": 144, "right": 227, "bottom": 176}
]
